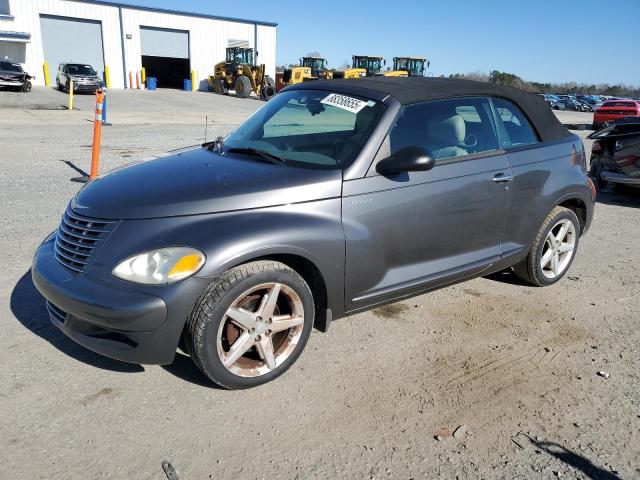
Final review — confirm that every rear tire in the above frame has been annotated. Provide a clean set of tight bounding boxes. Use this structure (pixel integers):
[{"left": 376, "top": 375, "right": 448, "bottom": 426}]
[
  {"left": 512, "top": 206, "right": 580, "bottom": 287},
  {"left": 234, "top": 75, "right": 252, "bottom": 98},
  {"left": 260, "top": 76, "right": 276, "bottom": 100},
  {"left": 184, "top": 261, "right": 314, "bottom": 389}
]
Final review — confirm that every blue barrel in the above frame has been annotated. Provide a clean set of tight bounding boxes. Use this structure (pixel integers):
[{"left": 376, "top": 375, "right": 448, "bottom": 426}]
[
  {"left": 147, "top": 77, "right": 157, "bottom": 90},
  {"left": 183, "top": 79, "right": 192, "bottom": 91}
]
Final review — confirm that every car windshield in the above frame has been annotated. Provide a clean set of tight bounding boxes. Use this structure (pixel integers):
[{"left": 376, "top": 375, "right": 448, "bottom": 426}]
[
  {"left": 226, "top": 48, "right": 253, "bottom": 65},
  {"left": 603, "top": 101, "right": 635, "bottom": 107},
  {"left": 303, "top": 58, "right": 325, "bottom": 70},
  {"left": 222, "top": 89, "right": 385, "bottom": 170},
  {"left": 0, "top": 61, "right": 23, "bottom": 72},
  {"left": 407, "top": 59, "right": 424, "bottom": 75},
  {"left": 67, "top": 64, "right": 96, "bottom": 75}
]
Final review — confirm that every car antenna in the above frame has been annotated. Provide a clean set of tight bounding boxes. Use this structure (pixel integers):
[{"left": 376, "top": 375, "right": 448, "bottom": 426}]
[{"left": 204, "top": 115, "right": 208, "bottom": 144}]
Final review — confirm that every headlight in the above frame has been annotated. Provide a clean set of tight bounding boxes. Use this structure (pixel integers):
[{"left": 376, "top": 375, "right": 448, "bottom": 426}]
[{"left": 113, "top": 247, "right": 205, "bottom": 285}]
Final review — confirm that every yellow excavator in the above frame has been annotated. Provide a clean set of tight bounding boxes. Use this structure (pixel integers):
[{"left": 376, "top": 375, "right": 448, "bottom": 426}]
[
  {"left": 276, "top": 56, "right": 333, "bottom": 92},
  {"left": 208, "top": 47, "right": 275, "bottom": 100},
  {"left": 382, "top": 57, "right": 428, "bottom": 77}
]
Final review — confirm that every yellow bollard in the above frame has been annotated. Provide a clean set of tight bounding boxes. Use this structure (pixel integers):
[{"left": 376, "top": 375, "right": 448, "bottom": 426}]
[
  {"left": 191, "top": 70, "right": 196, "bottom": 91},
  {"left": 68, "top": 79, "right": 74, "bottom": 110},
  {"left": 141, "top": 67, "right": 146, "bottom": 84},
  {"left": 104, "top": 65, "right": 111, "bottom": 89},
  {"left": 43, "top": 61, "right": 50, "bottom": 87}
]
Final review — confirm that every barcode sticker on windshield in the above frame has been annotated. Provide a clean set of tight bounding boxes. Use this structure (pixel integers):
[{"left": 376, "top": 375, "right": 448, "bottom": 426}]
[{"left": 321, "top": 93, "right": 368, "bottom": 113}]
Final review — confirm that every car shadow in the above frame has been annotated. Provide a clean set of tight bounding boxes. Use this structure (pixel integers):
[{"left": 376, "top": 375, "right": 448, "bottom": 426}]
[
  {"left": 528, "top": 437, "right": 621, "bottom": 480},
  {"left": 595, "top": 188, "right": 640, "bottom": 209},
  {"left": 484, "top": 268, "right": 530, "bottom": 286},
  {"left": 161, "top": 351, "right": 221, "bottom": 389},
  {"left": 10, "top": 271, "right": 144, "bottom": 373}
]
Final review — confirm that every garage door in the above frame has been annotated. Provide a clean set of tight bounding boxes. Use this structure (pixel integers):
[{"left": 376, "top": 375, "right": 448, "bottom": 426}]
[
  {"left": 140, "top": 26, "right": 190, "bottom": 89},
  {"left": 40, "top": 15, "right": 104, "bottom": 82}
]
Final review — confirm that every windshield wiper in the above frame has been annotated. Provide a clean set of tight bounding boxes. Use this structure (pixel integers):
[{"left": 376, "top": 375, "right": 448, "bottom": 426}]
[{"left": 226, "top": 147, "right": 287, "bottom": 165}]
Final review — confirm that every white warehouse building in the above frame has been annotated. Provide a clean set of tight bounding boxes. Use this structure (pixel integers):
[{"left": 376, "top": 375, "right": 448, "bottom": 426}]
[{"left": 0, "top": 0, "right": 277, "bottom": 89}]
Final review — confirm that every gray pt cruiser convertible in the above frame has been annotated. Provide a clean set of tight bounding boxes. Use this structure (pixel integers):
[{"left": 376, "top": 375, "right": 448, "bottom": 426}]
[{"left": 32, "top": 77, "right": 596, "bottom": 388}]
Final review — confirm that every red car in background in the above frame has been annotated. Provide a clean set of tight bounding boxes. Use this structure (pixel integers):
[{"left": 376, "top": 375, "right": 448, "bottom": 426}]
[{"left": 593, "top": 100, "right": 640, "bottom": 129}]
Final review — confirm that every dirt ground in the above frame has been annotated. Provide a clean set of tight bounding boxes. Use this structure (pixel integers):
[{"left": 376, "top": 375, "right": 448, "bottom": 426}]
[{"left": 1, "top": 88, "right": 639, "bottom": 479}]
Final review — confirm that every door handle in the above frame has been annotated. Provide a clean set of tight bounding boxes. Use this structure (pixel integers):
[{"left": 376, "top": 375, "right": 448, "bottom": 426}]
[{"left": 492, "top": 173, "right": 513, "bottom": 183}]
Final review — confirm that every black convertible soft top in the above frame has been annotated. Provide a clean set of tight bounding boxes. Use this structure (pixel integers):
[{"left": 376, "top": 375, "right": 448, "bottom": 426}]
[{"left": 289, "top": 77, "right": 571, "bottom": 143}]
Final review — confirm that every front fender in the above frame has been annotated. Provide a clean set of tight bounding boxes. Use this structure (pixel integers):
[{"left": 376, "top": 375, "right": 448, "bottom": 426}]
[{"left": 91, "top": 198, "right": 346, "bottom": 318}]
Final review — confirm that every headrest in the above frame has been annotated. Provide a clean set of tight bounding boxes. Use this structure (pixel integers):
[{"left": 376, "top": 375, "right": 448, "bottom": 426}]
[
  {"left": 427, "top": 114, "right": 466, "bottom": 145},
  {"left": 355, "top": 106, "right": 376, "bottom": 133}
]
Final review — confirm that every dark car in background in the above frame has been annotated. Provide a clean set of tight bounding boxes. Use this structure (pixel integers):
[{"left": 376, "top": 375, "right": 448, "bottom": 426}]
[
  {"left": 540, "top": 93, "right": 565, "bottom": 110},
  {"left": 56, "top": 63, "right": 102, "bottom": 93},
  {"left": 589, "top": 118, "right": 640, "bottom": 189},
  {"left": 32, "top": 77, "right": 595, "bottom": 389},
  {"left": 593, "top": 100, "right": 640, "bottom": 130},
  {"left": 0, "top": 59, "right": 33, "bottom": 92}
]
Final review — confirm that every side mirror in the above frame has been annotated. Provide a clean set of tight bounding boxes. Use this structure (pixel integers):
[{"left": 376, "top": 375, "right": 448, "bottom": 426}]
[{"left": 376, "top": 146, "right": 435, "bottom": 175}]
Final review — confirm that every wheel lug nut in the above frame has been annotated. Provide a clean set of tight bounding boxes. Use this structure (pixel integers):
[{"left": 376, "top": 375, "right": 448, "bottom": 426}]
[{"left": 255, "top": 335, "right": 261, "bottom": 341}]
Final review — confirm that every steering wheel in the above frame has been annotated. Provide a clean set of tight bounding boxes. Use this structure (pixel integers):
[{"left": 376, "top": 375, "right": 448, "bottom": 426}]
[{"left": 332, "top": 139, "right": 359, "bottom": 164}]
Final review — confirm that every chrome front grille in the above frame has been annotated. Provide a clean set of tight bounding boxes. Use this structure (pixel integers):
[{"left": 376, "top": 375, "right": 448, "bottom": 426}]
[
  {"left": 54, "top": 207, "right": 116, "bottom": 273},
  {"left": 46, "top": 301, "right": 68, "bottom": 325}
]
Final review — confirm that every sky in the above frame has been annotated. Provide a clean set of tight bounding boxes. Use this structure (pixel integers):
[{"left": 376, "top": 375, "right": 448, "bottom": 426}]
[{"left": 110, "top": 0, "right": 639, "bottom": 86}]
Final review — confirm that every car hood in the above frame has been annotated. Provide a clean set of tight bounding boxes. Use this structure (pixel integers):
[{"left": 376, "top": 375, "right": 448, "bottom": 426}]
[
  {"left": 72, "top": 147, "right": 343, "bottom": 220},
  {"left": 0, "top": 71, "right": 23, "bottom": 79}
]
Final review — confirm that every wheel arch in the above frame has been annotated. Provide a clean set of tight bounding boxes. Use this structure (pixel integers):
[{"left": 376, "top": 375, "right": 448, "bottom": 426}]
[
  {"left": 201, "top": 247, "right": 334, "bottom": 332},
  {"left": 557, "top": 197, "right": 587, "bottom": 234}
]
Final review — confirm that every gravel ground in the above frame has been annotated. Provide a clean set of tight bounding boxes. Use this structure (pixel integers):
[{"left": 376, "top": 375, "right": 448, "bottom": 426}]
[{"left": 1, "top": 88, "right": 639, "bottom": 480}]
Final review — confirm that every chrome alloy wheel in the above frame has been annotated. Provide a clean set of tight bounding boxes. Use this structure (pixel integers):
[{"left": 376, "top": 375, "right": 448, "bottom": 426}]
[
  {"left": 216, "top": 283, "right": 305, "bottom": 377},
  {"left": 540, "top": 219, "right": 576, "bottom": 279}
]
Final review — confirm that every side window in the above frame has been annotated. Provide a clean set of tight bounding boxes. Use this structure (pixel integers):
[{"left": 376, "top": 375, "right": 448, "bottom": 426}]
[
  {"left": 389, "top": 97, "right": 500, "bottom": 162},
  {"left": 492, "top": 98, "right": 539, "bottom": 148}
]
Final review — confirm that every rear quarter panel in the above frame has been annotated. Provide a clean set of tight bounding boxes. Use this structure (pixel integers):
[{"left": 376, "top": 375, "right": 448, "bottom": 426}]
[{"left": 502, "top": 136, "right": 593, "bottom": 259}]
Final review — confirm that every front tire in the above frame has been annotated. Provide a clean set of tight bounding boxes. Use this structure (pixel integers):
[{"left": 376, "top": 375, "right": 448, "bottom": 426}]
[
  {"left": 184, "top": 261, "right": 314, "bottom": 389},
  {"left": 234, "top": 75, "right": 252, "bottom": 98},
  {"left": 513, "top": 206, "right": 580, "bottom": 287}
]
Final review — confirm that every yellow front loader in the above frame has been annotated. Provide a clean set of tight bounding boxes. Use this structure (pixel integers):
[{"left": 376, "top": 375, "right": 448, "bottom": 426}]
[{"left": 208, "top": 47, "right": 275, "bottom": 100}]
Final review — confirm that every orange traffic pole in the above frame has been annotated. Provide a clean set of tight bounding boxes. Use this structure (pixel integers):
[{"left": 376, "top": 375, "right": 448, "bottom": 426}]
[
  {"left": 128, "top": 71, "right": 133, "bottom": 89},
  {"left": 90, "top": 88, "right": 104, "bottom": 180},
  {"left": 136, "top": 70, "right": 141, "bottom": 89}
]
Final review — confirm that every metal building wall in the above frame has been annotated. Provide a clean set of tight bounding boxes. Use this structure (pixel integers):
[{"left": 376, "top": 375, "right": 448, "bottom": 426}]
[
  {"left": 256, "top": 25, "right": 276, "bottom": 80},
  {"left": 121, "top": 7, "right": 257, "bottom": 91},
  {"left": 1, "top": 0, "right": 277, "bottom": 90},
  {"left": 2, "top": 0, "right": 124, "bottom": 87}
]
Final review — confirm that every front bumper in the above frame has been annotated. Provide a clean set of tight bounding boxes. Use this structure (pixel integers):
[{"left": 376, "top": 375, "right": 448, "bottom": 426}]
[
  {"left": 600, "top": 171, "right": 640, "bottom": 187},
  {"left": 31, "top": 237, "right": 197, "bottom": 365},
  {"left": 0, "top": 79, "right": 24, "bottom": 87},
  {"left": 72, "top": 82, "right": 101, "bottom": 92}
]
